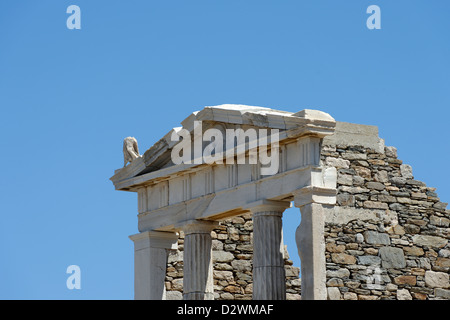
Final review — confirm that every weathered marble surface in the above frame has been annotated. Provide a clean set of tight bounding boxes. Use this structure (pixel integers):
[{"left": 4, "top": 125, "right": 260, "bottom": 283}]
[{"left": 123, "top": 136, "right": 140, "bottom": 167}]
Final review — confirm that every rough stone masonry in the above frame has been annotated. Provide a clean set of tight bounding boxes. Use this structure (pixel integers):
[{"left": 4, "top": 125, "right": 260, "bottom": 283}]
[{"left": 164, "top": 121, "right": 450, "bottom": 300}]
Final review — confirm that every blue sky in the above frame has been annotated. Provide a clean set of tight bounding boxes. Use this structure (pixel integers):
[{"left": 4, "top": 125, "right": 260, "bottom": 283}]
[{"left": 0, "top": 1, "right": 449, "bottom": 299}]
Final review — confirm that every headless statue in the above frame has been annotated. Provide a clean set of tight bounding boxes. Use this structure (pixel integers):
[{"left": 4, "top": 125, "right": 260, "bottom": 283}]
[{"left": 123, "top": 136, "right": 140, "bottom": 167}]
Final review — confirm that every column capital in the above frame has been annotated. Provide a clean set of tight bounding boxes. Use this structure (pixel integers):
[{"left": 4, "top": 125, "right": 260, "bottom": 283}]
[
  {"left": 178, "top": 219, "right": 220, "bottom": 235},
  {"left": 245, "top": 200, "right": 291, "bottom": 215},
  {"left": 293, "top": 186, "right": 336, "bottom": 208},
  {"left": 129, "top": 230, "right": 178, "bottom": 250}
]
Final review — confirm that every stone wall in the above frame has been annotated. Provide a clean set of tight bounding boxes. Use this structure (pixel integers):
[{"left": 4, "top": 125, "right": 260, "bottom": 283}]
[
  {"left": 165, "top": 121, "right": 450, "bottom": 300},
  {"left": 165, "top": 212, "right": 301, "bottom": 300},
  {"left": 322, "top": 143, "right": 449, "bottom": 300}
]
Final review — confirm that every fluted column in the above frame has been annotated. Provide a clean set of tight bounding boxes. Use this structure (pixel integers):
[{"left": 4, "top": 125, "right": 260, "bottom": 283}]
[
  {"left": 293, "top": 186, "right": 336, "bottom": 300},
  {"left": 250, "top": 200, "right": 291, "bottom": 300},
  {"left": 129, "top": 231, "right": 178, "bottom": 300},
  {"left": 182, "top": 220, "right": 219, "bottom": 300}
]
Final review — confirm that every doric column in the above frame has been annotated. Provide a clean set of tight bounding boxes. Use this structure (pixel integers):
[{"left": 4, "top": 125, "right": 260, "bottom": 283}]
[
  {"left": 293, "top": 186, "right": 336, "bottom": 300},
  {"left": 182, "top": 220, "right": 219, "bottom": 300},
  {"left": 249, "top": 200, "right": 291, "bottom": 300},
  {"left": 129, "top": 231, "right": 178, "bottom": 300}
]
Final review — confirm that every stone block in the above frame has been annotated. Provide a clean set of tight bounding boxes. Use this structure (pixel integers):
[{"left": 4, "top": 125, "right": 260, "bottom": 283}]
[
  {"left": 430, "top": 216, "right": 450, "bottom": 227},
  {"left": 213, "top": 250, "right": 235, "bottom": 263},
  {"left": 358, "top": 295, "right": 379, "bottom": 300},
  {"left": 212, "top": 239, "right": 224, "bottom": 250},
  {"left": 326, "top": 268, "right": 351, "bottom": 279},
  {"left": 357, "top": 255, "right": 381, "bottom": 266},
  {"left": 393, "top": 225, "right": 405, "bottom": 235},
  {"left": 394, "top": 276, "right": 416, "bottom": 286},
  {"left": 418, "top": 258, "right": 431, "bottom": 270},
  {"left": 390, "top": 191, "right": 410, "bottom": 197},
  {"left": 286, "top": 293, "right": 301, "bottom": 300},
  {"left": 413, "top": 235, "right": 448, "bottom": 249},
  {"left": 220, "top": 292, "right": 235, "bottom": 300},
  {"left": 354, "top": 166, "right": 371, "bottom": 179},
  {"left": 327, "top": 287, "right": 342, "bottom": 300},
  {"left": 364, "top": 231, "right": 391, "bottom": 245},
  {"left": 236, "top": 244, "right": 253, "bottom": 252},
  {"left": 227, "top": 227, "right": 240, "bottom": 241},
  {"left": 171, "top": 278, "right": 184, "bottom": 291},
  {"left": 411, "top": 268, "right": 426, "bottom": 276},
  {"left": 224, "top": 285, "right": 242, "bottom": 294},
  {"left": 425, "top": 271, "right": 450, "bottom": 288},
  {"left": 374, "top": 170, "right": 389, "bottom": 183},
  {"left": 439, "top": 249, "right": 450, "bottom": 258},
  {"left": 364, "top": 248, "right": 378, "bottom": 255},
  {"left": 385, "top": 146, "right": 397, "bottom": 158},
  {"left": 368, "top": 159, "right": 386, "bottom": 166},
  {"left": 326, "top": 242, "right": 346, "bottom": 253},
  {"left": 231, "top": 260, "right": 252, "bottom": 272},
  {"left": 407, "top": 219, "right": 427, "bottom": 227},
  {"left": 403, "top": 246, "right": 424, "bottom": 256},
  {"left": 337, "top": 174, "right": 353, "bottom": 186},
  {"left": 404, "top": 224, "right": 420, "bottom": 234},
  {"left": 217, "top": 233, "right": 228, "bottom": 240},
  {"left": 412, "top": 292, "right": 427, "bottom": 300},
  {"left": 326, "top": 157, "right": 350, "bottom": 169},
  {"left": 337, "top": 194, "right": 355, "bottom": 206},
  {"left": 236, "top": 272, "right": 252, "bottom": 282},
  {"left": 356, "top": 233, "right": 364, "bottom": 243},
  {"left": 353, "top": 176, "right": 365, "bottom": 186},
  {"left": 213, "top": 270, "right": 234, "bottom": 282},
  {"left": 433, "top": 202, "right": 448, "bottom": 210},
  {"left": 290, "top": 278, "right": 301, "bottom": 287},
  {"left": 345, "top": 281, "right": 361, "bottom": 289},
  {"left": 327, "top": 278, "right": 344, "bottom": 287},
  {"left": 400, "top": 164, "right": 413, "bottom": 179},
  {"left": 435, "top": 257, "right": 450, "bottom": 269},
  {"left": 215, "top": 263, "right": 234, "bottom": 271},
  {"left": 379, "top": 247, "right": 406, "bottom": 269},
  {"left": 166, "top": 290, "right": 183, "bottom": 300},
  {"left": 343, "top": 292, "right": 358, "bottom": 300},
  {"left": 285, "top": 265, "right": 300, "bottom": 277},
  {"left": 435, "top": 288, "right": 450, "bottom": 299},
  {"left": 396, "top": 289, "right": 412, "bottom": 300},
  {"left": 377, "top": 194, "right": 396, "bottom": 203},
  {"left": 390, "top": 177, "right": 406, "bottom": 185},
  {"left": 389, "top": 203, "right": 406, "bottom": 211},
  {"left": 364, "top": 201, "right": 388, "bottom": 210},
  {"left": 386, "top": 283, "right": 398, "bottom": 291},
  {"left": 341, "top": 186, "right": 371, "bottom": 194},
  {"left": 406, "top": 180, "right": 426, "bottom": 187},
  {"left": 411, "top": 192, "right": 427, "bottom": 200},
  {"left": 167, "top": 251, "right": 184, "bottom": 263},
  {"left": 355, "top": 160, "right": 369, "bottom": 167},
  {"left": 331, "top": 253, "right": 357, "bottom": 265},
  {"left": 342, "top": 153, "right": 367, "bottom": 160},
  {"left": 225, "top": 244, "right": 237, "bottom": 251},
  {"left": 366, "top": 182, "right": 385, "bottom": 191}
]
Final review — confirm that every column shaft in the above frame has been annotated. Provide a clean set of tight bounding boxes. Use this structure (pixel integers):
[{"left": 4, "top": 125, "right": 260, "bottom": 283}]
[
  {"left": 252, "top": 210, "right": 286, "bottom": 300},
  {"left": 182, "top": 221, "right": 217, "bottom": 300},
  {"left": 295, "top": 203, "right": 327, "bottom": 300},
  {"left": 129, "top": 231, "right": 178, "bottom": 300}
]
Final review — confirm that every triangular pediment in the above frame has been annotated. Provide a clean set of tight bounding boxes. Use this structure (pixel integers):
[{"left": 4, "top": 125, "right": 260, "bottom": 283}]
[{"left": 110, "top": 104, "right": 335, "bottom": 189}]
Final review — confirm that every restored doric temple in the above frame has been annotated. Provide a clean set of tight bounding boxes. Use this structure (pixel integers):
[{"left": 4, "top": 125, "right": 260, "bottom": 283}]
[{"left": 110, "top": 105, "right": 450, "bottom": 300}]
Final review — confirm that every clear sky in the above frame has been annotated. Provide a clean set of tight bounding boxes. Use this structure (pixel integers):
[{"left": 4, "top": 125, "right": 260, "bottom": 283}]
[{"left": 0, "top": 1, "right": 449, "bottom": 299}]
